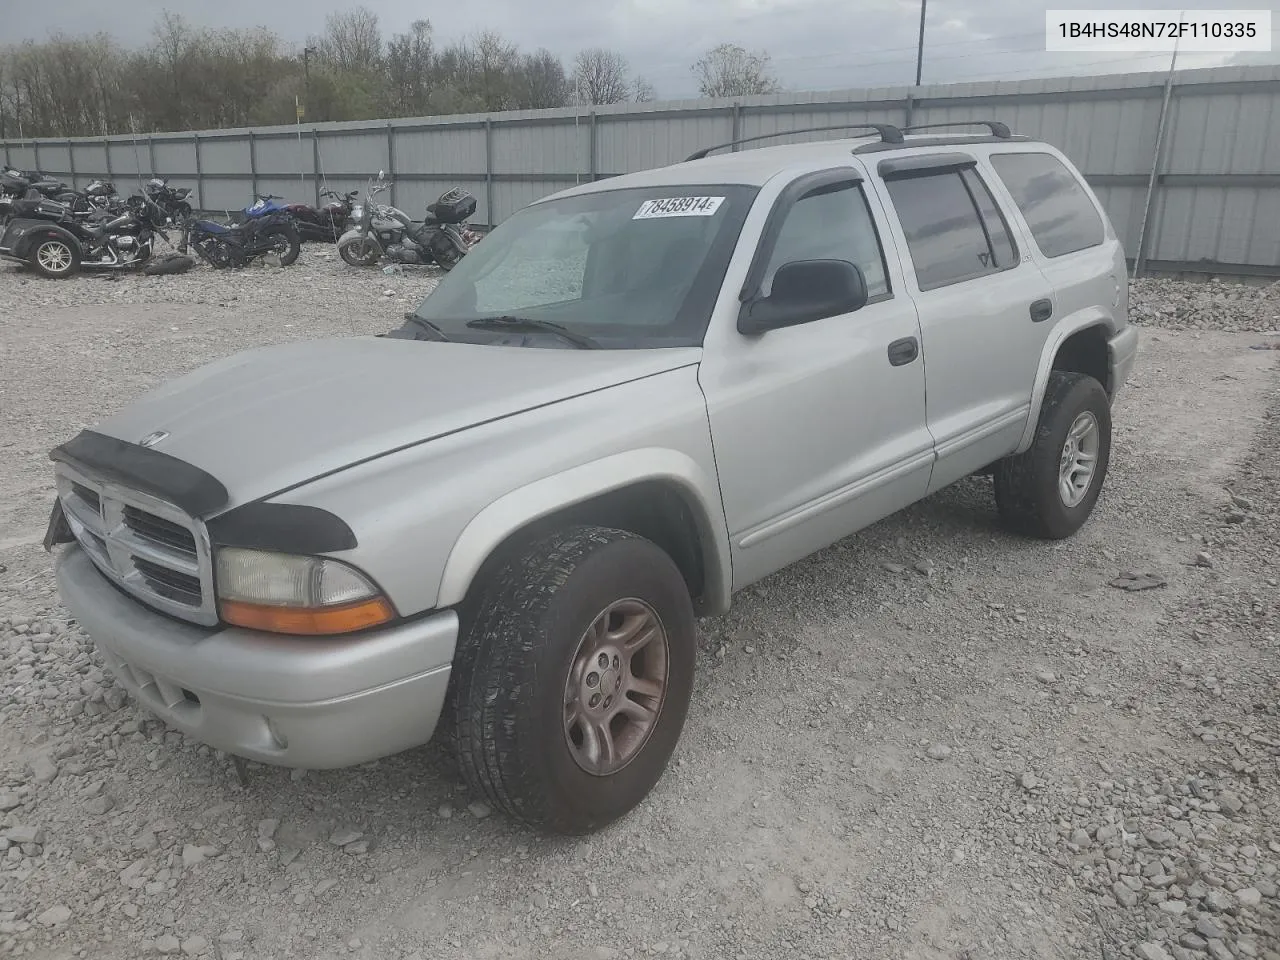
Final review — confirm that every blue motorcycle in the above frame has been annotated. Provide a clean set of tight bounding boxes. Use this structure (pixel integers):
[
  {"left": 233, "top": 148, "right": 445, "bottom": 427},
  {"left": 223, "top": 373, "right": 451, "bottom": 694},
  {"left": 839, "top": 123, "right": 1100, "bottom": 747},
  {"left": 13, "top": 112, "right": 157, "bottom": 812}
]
[{"left": 178, "top": 196, "right": 300, "bottom": 269}]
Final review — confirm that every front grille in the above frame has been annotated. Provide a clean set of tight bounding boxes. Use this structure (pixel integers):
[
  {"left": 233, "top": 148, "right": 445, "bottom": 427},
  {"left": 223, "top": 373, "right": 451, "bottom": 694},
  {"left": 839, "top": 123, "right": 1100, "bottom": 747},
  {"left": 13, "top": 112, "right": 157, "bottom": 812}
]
[
  {"left": 55, "top": 463, "right": 217, "bottom": 626},
  {"left": 71, "top": 482, "right": 100, "bottom": 514},
  {"left": 123, "top": 506, "right": 197, "bottom": 556},
  {"left": 132, "top": 557, "right": 203, "bottom": 606}
]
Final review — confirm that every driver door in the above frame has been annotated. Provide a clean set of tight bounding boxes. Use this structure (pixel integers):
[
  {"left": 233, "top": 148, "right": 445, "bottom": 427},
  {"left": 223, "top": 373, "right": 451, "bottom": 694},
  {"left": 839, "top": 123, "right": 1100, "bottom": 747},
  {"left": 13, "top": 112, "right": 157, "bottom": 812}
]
[{"left": 698, "top": 169, "right": 933, "bottom": 589}]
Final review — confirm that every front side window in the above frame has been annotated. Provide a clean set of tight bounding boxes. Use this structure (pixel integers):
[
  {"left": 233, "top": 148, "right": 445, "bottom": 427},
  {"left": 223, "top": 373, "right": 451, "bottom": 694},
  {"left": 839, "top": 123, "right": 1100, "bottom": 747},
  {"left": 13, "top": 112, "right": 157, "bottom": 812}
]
[
  {"left": 762, "top": 180, "right": 890, "bottom": 299},
  {"left": 886, "top": 168, "right": 1017, "bottom": 291},
  {"left": 990, "top": 152, "right": 1105, "bottom": 259},
  {"left": 412, "top": 184, "right": 758, "bottom": 348}
]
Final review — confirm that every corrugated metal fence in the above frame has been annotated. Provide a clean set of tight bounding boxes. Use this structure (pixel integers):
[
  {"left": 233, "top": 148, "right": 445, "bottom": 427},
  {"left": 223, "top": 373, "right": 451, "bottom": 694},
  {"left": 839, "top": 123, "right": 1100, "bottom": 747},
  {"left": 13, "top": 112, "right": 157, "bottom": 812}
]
[{"left": 4, "top": 64, "right": 1280, "bottom": 275}]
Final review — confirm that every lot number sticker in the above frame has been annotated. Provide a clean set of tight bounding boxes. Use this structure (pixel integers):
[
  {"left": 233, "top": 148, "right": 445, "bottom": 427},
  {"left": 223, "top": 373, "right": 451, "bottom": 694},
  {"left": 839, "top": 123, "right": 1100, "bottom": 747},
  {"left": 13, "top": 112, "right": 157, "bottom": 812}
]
[{"left": 633, "top": 197, "right": 725, "bottom": 219}]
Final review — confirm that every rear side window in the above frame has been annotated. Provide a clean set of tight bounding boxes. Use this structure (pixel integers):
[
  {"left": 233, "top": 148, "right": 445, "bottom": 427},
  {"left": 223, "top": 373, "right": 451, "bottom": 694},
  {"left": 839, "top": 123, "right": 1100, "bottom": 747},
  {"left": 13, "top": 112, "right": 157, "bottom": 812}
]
[
  {"left": 886, "top": 168, "right": 1017, "bottom": 291},
  {"left": 990, "top": 152, "right": 1105, "bottom": 258}
]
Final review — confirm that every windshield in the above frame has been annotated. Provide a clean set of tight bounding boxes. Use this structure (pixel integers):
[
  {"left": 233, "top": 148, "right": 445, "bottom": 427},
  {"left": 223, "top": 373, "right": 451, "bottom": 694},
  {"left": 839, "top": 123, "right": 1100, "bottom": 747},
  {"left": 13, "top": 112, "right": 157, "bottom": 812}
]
[{"left": 412, "top": 183, "right": 758, "bottom": 348}]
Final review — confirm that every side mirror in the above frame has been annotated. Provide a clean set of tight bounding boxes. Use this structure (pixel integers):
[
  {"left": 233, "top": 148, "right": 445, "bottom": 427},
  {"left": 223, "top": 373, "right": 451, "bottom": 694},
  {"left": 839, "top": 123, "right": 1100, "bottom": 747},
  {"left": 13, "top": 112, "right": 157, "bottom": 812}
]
[{"left": 738, "top": 259, "right": 868, "bottom": 335}]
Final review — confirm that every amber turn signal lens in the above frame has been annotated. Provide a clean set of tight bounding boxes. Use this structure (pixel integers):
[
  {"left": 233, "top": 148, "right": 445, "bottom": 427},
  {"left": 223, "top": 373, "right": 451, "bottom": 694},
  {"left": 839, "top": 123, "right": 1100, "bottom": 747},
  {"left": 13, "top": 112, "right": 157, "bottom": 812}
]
[{"left": 220, "top": 597, "right": 396, "bottom": 636}]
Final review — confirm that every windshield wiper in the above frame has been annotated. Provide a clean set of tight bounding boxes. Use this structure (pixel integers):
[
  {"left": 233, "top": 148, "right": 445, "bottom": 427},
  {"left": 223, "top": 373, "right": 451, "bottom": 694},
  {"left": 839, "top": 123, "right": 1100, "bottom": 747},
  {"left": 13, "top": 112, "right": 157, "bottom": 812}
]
[
  {"left": 401, "top": 313, "right": 451, "bottom": 342},
  {"left": 465, "top": 315, "right": 600, "bottom": 349}
]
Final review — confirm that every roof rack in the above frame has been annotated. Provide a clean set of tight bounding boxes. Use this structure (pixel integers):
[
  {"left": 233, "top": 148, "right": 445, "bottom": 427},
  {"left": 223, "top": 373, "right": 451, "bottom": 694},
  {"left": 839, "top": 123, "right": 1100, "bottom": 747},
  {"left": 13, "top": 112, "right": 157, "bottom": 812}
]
[
  {"left": 900, "top": 120, "right": 1012, "bottom": 138},
  {"left": 684, "top": 122, "right": 904, "bottom": 162}
]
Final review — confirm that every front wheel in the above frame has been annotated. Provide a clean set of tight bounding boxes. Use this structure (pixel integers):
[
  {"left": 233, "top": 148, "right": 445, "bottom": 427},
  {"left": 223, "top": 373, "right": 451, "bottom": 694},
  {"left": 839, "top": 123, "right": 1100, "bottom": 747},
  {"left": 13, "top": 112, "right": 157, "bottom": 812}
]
[
  {"left": 446, "top": 526, "right": 696, "bottom": 835},
  {"left": 30, "top": 238, "right": 79, "bottom": 278},
  {"left": 994, "top": 371, "right": 1112, "bottom": 539},
  {"left": 339, "top": 236, "right": 381, "bottom": 267}
]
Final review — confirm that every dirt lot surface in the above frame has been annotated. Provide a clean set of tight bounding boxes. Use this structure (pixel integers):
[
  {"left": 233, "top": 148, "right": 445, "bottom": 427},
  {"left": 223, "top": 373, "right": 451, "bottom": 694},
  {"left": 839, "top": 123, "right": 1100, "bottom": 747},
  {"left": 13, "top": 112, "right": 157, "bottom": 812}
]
[{"left": 0, "top": 254, "right": 1277, "bottom": 960}]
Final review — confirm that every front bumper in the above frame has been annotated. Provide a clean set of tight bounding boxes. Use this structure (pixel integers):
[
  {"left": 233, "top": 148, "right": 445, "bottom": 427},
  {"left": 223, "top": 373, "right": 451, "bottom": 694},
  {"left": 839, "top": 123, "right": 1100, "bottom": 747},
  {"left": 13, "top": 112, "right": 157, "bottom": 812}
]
[
  {"left": 1109, "top": 324, "right": 1140, "bottom": 398},
  {"left": 56, "top": 546, "right": 458, "bottom": 769}
]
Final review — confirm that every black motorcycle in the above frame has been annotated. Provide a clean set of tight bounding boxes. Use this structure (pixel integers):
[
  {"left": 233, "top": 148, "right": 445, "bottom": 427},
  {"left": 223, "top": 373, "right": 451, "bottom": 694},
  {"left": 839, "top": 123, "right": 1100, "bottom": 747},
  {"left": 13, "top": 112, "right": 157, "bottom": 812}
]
[
  {"left": 281, "top": 189, "right": 356, "bottom": 243},
  {"left": 0, "top": 190, "right": 170, "bottom": 278},
  {"left": 143, "top": 177, "right": 195, "bottom": 226},
  {"left": 178, "top": 210, "right": 300, "bottom": 269},
  {"left": 57, "top": 179, "right": 124, "bottom": 219}
]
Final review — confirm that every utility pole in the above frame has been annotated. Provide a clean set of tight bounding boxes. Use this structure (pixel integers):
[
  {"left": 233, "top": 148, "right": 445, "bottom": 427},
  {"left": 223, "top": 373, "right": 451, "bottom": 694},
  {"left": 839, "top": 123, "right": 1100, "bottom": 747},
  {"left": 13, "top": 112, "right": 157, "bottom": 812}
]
[
  {"left": 1133, "top": 21, "right": 1182, "bottom": 278},
  {"left": 303, "top": 46, "right": 317, "bottom": 121},
  {"left": 914, "top": 0, "right": 928, "bottom": 86}
]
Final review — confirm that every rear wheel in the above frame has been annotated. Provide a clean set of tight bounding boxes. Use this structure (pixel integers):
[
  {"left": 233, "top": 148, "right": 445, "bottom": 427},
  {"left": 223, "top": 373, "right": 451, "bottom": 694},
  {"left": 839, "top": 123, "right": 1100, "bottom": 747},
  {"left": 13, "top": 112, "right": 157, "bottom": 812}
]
[
  {"left": 994, "top": 371, "right": 1112, "bottom": 539},
  {"left": 446, "top": 526, "right": 696, "bottom": 834},
  {"left": 262, "top": 225, "right": 300, "bottom": 266},
  {"left": 30, "top": 238, "right": 78, "bottom": 278},
  {"left": 435, "top": 243, "right": 463, "bottom": 272}
]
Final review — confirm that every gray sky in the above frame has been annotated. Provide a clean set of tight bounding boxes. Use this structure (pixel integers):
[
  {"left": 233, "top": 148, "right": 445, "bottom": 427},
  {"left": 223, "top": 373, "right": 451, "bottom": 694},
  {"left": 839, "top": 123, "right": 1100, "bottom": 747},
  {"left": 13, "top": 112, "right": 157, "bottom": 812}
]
[{"left": 10, "top": 0, "right": 1280, "bottom": 98}]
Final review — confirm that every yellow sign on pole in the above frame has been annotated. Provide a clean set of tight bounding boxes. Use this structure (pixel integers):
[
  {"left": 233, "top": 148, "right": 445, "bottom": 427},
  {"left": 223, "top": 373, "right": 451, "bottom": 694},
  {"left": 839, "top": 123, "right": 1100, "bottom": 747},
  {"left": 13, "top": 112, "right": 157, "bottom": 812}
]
[{"left": 296, "top": 97, "right": 305, "bottom": 121}]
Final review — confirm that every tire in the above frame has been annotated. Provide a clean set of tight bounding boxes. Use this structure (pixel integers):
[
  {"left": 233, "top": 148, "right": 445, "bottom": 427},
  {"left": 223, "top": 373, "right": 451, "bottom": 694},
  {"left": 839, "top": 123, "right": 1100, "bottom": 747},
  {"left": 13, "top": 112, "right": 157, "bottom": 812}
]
[
  {"left": 339, "top": 237, "right": 380, "bottom": 267},
  {"left": 29, "top": 237, "right": 79, "bottom": 278},
  {"left": 994, "top": 371, "right": 1112, "bottom": 540},
  {"left": 143, "top": 253, "right": 195, "bottom": 276},
  {"left": 446, "top": 525, "right": 696, "bottom": 834},
  {"left": 262, "top": 225, "right": 300, "bottom": 267},
  {"left": 435, "top": 244, "right": 463, "bottom": 272}
]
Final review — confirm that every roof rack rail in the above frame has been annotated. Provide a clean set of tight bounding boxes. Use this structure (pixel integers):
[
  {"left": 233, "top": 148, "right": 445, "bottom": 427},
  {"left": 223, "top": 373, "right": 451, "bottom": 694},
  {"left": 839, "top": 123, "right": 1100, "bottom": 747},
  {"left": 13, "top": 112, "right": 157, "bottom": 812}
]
[
  {"left": 684, "top": 122, "right": 904, "bottom": 161},
  {"left": 900, "top": 120, "right": 1012, "bottom": 139}
]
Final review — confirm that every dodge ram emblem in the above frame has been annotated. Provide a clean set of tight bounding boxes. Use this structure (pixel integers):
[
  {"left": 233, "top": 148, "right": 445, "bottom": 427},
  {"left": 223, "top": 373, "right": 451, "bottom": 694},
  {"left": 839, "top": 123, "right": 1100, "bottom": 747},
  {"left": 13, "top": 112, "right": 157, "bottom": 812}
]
[{"left": 139, "top": 430, "right": 169, "bottom": 448}]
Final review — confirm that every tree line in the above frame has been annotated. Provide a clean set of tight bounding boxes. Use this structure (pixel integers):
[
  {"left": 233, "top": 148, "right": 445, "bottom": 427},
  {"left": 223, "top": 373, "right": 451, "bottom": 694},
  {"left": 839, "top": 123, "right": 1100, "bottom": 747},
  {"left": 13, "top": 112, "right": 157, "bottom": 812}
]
[{"left": 0, "top": 7, "right": 782, "bottom": 139}]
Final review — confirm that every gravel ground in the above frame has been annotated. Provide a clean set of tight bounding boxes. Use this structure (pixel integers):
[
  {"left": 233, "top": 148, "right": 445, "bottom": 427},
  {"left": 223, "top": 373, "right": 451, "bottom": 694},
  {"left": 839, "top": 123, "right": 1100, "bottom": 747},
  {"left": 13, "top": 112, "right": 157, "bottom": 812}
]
[{"left": 0, "top": 255, "right": 1277, "bottom": 960}]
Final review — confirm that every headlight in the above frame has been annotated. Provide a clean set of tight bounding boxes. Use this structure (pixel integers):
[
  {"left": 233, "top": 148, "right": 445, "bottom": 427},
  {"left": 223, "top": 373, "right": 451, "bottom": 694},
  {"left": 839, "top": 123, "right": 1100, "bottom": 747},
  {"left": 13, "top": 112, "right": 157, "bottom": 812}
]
[
  {"left": 215, "top": 547, "right": 395, "bottom": 635},
  {"left": 350, "top": 204, "right": 364, "bottom": 221}
]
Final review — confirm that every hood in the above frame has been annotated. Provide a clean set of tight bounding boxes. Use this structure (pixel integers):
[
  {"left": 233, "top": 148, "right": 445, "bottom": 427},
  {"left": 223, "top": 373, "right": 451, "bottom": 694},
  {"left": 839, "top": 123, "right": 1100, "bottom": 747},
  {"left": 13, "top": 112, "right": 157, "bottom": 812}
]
[{"left": 91, "top": 336, "right": 702, "bottom": 511}]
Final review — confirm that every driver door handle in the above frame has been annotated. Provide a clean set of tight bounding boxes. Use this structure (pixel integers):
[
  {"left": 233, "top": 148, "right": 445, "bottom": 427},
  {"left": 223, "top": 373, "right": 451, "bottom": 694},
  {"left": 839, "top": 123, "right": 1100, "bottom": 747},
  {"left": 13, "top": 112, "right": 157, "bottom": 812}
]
[{"left": 887, "top": 336, "right": 919, "bottom": 367}]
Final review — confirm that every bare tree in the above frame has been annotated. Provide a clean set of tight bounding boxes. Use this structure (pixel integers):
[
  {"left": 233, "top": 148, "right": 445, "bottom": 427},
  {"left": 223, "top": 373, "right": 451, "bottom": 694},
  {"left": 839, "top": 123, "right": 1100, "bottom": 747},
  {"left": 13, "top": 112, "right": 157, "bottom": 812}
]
[
  {"left": 692, "top": 43, "right": 781, "bottom": 98},
  {"left": 317, "top": 6, "right": 382, "bottom": 74},
  {"left": 385, "top": 19, "right": 434, "bottom": 114},
  {"left": 631, "top": 75, "right": 656, "bottom": 103},
  {"left": 472, "top": 31, "right": 518, "bottom": 111},
  {"left": 514, "top": 49, "right": 571, "bottom": 109},
  {"left": 572, "top": 47, "right": 631, "bottom": 105}
]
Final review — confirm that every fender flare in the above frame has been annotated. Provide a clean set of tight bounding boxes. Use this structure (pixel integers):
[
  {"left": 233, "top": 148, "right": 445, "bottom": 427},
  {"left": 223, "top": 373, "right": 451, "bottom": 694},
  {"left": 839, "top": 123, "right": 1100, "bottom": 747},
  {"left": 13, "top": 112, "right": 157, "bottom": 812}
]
[
  {"left": 436, "top": 448, "right": 733, "bottom": 615},
  {"left": 337, "top": 226, "right": 378, "bottom": 251},
  {"left": 1015, "top": 308, "right": 1120, "bottom": 454},
  {"left": 16, "top": 223, "right": 83, "bottom": 261}
]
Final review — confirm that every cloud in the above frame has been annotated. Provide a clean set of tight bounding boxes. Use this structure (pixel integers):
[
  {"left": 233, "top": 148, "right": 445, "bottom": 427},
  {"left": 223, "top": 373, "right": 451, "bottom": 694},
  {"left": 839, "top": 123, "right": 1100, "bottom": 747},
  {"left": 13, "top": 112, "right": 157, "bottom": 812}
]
[{"left": 8, "top": 0, "right": 1278, "bottom": 98}]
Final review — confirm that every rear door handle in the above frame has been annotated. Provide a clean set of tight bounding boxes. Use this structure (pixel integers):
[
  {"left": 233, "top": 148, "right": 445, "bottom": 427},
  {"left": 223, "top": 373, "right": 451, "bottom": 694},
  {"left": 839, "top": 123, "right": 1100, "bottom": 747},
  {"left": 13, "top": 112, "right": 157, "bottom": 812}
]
[
  {"left": 887, "top": 336, "right": 919, "bottom": 367},
  {"left": 1030, "top": 298, "right": 1053, "bottom": 323}
]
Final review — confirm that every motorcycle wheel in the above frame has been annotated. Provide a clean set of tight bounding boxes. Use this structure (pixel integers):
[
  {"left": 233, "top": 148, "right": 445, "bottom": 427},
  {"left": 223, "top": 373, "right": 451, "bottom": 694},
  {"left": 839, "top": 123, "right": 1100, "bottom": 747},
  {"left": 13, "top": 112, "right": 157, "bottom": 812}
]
[
  {"left": 144, "top": 253, "right": 195, "bottom": 276},
  {"left": 340, "top": 237, "right": 381, "bottom": 267},
  {"left": 262, "top": 225, "right": 301, "bottom": 267},
  {"left": 30, "top": 238, "right": 79, "bottom": 279},
  {"left": 435, "top": 244, "right": 464, "bottom": 272}
]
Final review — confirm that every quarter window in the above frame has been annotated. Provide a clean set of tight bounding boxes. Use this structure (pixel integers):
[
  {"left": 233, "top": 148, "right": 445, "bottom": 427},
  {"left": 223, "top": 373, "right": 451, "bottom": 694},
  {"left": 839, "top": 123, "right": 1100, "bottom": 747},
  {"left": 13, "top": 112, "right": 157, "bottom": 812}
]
[
  {"left": 886, "top": 167, "right": 1018, "bottom": 291},
  {"left": 990, "top": 152, "right": 1105, "bottom": 259},
  {"left": 763, "top": 180, "right": 890, "bottom": 299}
]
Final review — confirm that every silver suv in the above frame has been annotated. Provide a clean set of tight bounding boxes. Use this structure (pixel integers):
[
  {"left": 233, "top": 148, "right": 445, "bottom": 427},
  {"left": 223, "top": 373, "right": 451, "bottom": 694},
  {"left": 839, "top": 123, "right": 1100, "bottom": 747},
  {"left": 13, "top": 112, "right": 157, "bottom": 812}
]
[{"left": 46, "top": 121, "right": 1137, "bottom": 834}]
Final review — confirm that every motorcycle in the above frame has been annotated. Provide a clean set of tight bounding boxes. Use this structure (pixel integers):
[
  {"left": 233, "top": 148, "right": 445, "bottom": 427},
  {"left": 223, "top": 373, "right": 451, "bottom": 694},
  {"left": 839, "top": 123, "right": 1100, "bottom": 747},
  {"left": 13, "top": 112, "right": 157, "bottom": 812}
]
[
  {"left": 143, "top": 177, "right": 195, "bottom": 226},
  {"left": 1, "top": 166, "right": 76, "bottom": 203},
  {"left": 337, "top": 173, "right": 474, "bottom": 271},
  {"left": 57, "top": 179, "right": 123, "bottom": 219},
  {"left": 0, "top": 190, "right": 170, "bottom": 278},
  {"left": 177, "top": 208, "right": 301, "bottom": 269},
  {"left": 238, "top": 190, "right": 350, "bottom": 244}
]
